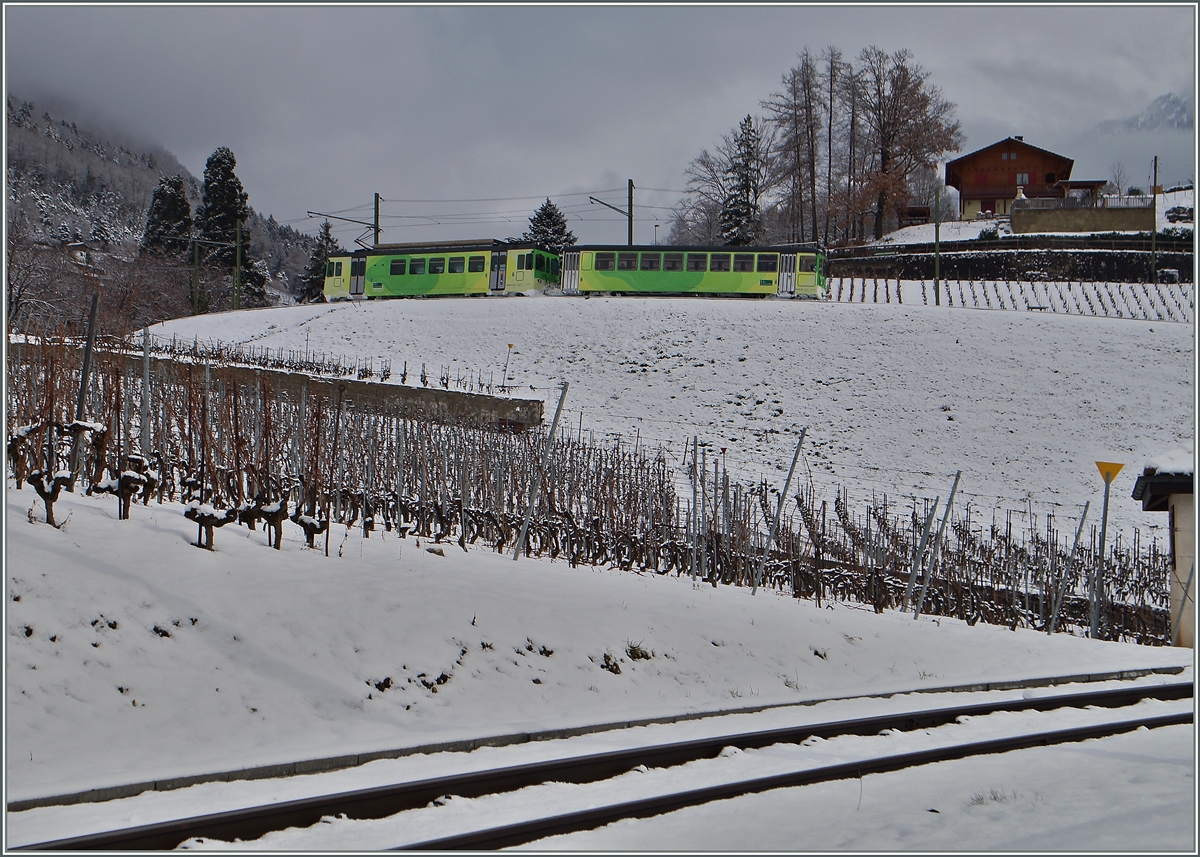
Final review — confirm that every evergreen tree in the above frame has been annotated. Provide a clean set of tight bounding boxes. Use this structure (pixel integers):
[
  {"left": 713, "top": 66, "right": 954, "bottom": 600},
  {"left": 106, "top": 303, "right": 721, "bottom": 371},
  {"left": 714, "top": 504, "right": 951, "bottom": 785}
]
[
  {"left": 197, "top": 147, "right": 268, "bottom": 307},
  {"left": 297, "top": 220, "right": 342, "bottom": 303},
  {"left": 521, "top": 198, "right": 576, "bottom": 255},
  {"left": 719, "top": 116, "right": 768, "bottom": 245},
  {"left": 141, "top": 175, "right": 192, "bottom": 257}
]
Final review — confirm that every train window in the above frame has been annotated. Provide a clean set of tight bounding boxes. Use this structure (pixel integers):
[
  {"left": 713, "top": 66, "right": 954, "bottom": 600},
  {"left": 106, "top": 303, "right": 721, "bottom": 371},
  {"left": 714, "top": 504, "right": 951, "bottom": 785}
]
[
  {"left": 686, "top": 254, "right": 708, "bottom": 272},
  {"left": 640, "top": 253, "right": 661, "bottom": 271},
  {"left": 617, "top": 253, "right": 638, "bottom": 270},
  {"left": 551, "top": 258, "right": 560, "bottom": 277},
  {"left": 535, "top": 254, "right": 546, "bottom": 272},
  {"left": 335, "top": 261, "right": 342, "bottom": 276},
  {"left": 468, "top": 256, "right": 486, "bottom": 272},
  {"left": 663, "top": 253, "right": 684, "bottom": 271},
  {"left": 448, "top": 257, "right": 465, "bottom": 274},
  {"left": 595, "top": 252, "right": 614, "bottom": 270},
  {"left": 390, "top": 259, "right": 406, "bottom": 276},
  {"left": 410, "top": 258, "right": 426, "bottom": 275},
  {"left": 756, "top": 254, "right": 778, "bottom": 273},
  {"left": 351, "top": 259, "right": 365, "bottom": 277},
  {"left": 429, "top": 258, "right": 446, "bottom": 274},
  {"left": 799, "top": 256, "right": 815, "bottom": 272},
  {"left": 733, "top": 254, "right": 754, "bottom": 272},
  {"left": 710, "top": 254, "right": 731, "bottom": 272},
  {"left": 326, "top": 261, "right": 333, "bottom": 277}
]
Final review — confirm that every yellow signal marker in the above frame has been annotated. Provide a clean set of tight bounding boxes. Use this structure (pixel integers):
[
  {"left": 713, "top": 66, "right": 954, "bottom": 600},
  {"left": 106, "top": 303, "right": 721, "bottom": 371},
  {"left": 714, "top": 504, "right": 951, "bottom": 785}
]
[{"left": 1095, "top": 461, "right": 1125, "bottom": 484}]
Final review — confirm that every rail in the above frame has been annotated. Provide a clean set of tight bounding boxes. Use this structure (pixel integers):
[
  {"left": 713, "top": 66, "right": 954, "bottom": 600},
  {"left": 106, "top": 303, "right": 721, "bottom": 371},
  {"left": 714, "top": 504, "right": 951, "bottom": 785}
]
[{"left": 13, "top": 679, "right": 1192, "bottom": 851}]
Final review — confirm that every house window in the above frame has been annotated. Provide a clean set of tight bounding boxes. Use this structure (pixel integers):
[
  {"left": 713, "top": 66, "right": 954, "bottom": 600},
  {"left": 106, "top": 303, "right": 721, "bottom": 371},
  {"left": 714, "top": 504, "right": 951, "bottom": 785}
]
[
  {"left": 1001, "top": 152, "right": 1008, "bottom": 161},
  {"left": 1016, "top": 173, "right": 1029, "bottom": 185},
  {"left": 1010, "top": 152, "right": 1017, "bottom": 160},
  {"left": 595, "top": 252, "right": 615, "bottom": 271},
  {"left": 389, "top": 259, "right": 406, "bottom": 276}
]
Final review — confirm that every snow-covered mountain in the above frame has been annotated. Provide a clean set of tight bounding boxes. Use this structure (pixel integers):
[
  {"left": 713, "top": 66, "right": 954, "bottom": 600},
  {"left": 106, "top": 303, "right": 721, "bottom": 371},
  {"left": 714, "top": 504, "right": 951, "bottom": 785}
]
[
  {"left": 1095, "top": 92, "right": 1194, "bottom": 135},
  {"left": 5, "top": 94, "right": 314, "bottom": 290}
]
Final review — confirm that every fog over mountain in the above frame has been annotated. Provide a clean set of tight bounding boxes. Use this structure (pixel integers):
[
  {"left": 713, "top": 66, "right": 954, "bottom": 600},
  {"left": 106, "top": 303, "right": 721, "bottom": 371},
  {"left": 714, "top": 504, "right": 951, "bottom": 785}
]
[{"left": 1066, "top": 92, "right": 1196, "bottom": 189}]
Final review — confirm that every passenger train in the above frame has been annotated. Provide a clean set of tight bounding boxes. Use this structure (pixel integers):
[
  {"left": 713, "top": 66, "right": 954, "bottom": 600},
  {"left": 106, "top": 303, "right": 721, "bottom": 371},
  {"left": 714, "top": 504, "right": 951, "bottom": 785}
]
[{"left": 323, "top": 240, "right": 826, "bottom": 301}]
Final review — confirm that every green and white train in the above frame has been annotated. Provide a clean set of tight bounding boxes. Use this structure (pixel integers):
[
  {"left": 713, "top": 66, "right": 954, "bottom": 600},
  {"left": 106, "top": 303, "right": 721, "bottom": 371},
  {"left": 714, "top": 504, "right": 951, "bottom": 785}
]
[
  {"left": 559, "top": 245, "right": 826, "bottom": 298},
  {"left": 323, "top": 240, "right": 561, "bottom": 300},
  {"left": 323, "top": 240, "right": 826, "bottom": 301}
]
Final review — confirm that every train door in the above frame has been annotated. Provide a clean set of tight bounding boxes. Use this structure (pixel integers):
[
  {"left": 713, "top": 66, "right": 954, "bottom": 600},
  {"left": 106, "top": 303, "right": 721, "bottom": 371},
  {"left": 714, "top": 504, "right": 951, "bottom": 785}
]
[
  {"left": 489, "top": 251, "right": 507, "bottom": 293},
  {"left": 560, "top": 251, "right": 580, "bottom": 295},
  {"left": 349, "top": 252, "right": 367, "bottom": 298},
  {"left": 778, "top": 254, "right": 797, "bottom": 297}
]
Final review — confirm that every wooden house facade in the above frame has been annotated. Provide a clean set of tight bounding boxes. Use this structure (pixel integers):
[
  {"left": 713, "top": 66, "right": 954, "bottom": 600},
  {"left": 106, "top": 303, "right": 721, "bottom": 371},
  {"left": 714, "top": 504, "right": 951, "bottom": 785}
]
[{"left": 945, "top": 137, "right": 1075, "bottom": 219}]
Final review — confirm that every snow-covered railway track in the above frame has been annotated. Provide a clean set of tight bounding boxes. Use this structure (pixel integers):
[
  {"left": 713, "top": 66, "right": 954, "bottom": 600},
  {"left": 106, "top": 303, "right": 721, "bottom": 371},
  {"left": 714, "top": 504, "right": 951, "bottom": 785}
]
[{"left": 15, "top": 681, "right": 1193, "bottom": 851}]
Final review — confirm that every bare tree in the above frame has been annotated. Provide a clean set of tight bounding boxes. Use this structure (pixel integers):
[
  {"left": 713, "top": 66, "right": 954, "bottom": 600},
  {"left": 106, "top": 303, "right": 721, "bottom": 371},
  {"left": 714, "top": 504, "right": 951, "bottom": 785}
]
[
  {"left": 1110, "top": 162, "right": 1129, "bottom": 198},
  {"left": 763, "top": 49, "right": 823, "bottom": 244},
  {"left": 856, "top": 46, "right": 964, "bottom": 239}
]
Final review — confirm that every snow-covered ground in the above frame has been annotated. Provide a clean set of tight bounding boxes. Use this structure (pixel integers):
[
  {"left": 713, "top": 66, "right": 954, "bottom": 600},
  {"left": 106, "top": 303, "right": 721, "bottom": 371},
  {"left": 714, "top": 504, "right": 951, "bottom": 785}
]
[
  {"left": 149, "top": 292, "right": 1193, "bottom": 541},
  {"left": 6, "top": 284, "right": 1195, "bottom": 850},
  {"left": 4, "top": 483, "right": 1193, "bottom": 850}
]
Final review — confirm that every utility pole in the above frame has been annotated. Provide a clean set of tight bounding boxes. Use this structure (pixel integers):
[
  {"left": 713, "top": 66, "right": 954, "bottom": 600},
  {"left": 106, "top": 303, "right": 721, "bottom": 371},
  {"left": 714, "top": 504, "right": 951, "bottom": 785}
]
[
  {"left": 374, "top": 193, "right": 382, "bottom": 247},
  {"left": 191, "top": 239, "right": 200, "bottom": 315},
  {"left": 1150, "top": 156, "right": 1158, "bottom": 285},
  {"left": 233, "top": 219, "right": 242, "bottom": 311},
  {"left": 589, "top": 179, "right": 635, "bottom": 246},
  {"left": 933, "top": 182, "right": 942, "bottom": 305},
  {"left": 628, "top": 179, "right": 635, "bottom": 245}
]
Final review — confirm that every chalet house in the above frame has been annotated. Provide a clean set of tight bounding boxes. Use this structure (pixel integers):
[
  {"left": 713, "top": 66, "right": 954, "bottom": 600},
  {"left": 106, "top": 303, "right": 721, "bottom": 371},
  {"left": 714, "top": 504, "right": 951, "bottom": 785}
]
[
  {"left": 945, "top": 137, "right": 1075, "bottom": 220},
  {"left": 1132, "top": 455, "right": 1194, "bottom": 647}
]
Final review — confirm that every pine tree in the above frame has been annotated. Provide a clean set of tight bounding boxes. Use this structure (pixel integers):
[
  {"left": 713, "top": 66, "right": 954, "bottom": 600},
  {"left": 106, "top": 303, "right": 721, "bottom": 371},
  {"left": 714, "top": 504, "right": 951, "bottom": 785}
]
[
  {"left": 197, "top": 147, "right": 268, "bottom": 307},
  {"left": 297, "top": 220, "right": 342, "bottom": 303},
  {"left": 521, "top": 198, "right": 576, "bottom": 255},
  {"left": 719, "top": 116, "right": 768, "bottom": 245},
  {"left": 141, "top": 175, "right": 192, "bottom": 257}
]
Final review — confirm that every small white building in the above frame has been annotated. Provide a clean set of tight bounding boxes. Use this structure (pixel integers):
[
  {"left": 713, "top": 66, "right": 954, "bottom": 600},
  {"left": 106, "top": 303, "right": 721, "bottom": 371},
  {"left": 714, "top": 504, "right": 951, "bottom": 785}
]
[{"left": 1132, "top": 450, "right": 1194, "bottom": 647}]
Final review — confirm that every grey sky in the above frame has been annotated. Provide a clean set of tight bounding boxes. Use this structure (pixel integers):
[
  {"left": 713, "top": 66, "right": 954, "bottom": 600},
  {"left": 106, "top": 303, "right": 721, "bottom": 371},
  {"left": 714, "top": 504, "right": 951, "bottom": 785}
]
[{"left": 5, "top": 4, "right": 1195, "bottom": 246}]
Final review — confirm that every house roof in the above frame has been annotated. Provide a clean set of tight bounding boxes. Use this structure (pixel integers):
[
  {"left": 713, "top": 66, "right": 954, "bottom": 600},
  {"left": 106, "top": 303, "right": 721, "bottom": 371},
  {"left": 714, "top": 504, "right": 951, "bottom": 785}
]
[
  {"left": 1132, "top": 462, "right": 1194, "bottom": 512},
  {"left": 946, "top": 137, "right": 1074, "bottom": 170}
]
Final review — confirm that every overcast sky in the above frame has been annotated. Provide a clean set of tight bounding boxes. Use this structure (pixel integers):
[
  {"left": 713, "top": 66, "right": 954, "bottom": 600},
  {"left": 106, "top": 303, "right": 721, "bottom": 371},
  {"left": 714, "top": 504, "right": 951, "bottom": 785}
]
[{"left": 5, "top": 4, "right": 1196, "bottom": 246}]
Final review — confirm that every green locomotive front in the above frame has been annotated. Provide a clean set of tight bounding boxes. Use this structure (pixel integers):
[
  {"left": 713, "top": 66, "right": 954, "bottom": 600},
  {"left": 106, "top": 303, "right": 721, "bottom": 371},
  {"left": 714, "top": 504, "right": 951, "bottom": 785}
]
[
  {"left": 323, "top": 240, "right": 560, "bottom": 301},
  {"left": 558, "top": 246, "right": 827, "bottom": 298}
]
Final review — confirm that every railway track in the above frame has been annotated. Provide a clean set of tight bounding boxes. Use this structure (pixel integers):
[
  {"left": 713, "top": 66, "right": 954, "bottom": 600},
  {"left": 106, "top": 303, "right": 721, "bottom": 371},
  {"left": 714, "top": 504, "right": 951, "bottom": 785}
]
[{"left": 16, "top": 680, "right": 1193, "bottom": 851}]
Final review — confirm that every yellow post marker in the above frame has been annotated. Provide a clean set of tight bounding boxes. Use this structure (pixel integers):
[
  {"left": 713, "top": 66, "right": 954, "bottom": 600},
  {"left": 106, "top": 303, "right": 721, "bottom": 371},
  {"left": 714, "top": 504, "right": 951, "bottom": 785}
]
[{"left": 1090, "top": 461, "right": 1125, "bottom": 638}]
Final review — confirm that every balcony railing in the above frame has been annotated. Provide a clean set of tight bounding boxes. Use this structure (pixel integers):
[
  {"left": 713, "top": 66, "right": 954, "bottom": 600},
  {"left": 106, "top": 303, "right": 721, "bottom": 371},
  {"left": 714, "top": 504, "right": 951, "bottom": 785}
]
[{"left": 1011, "top": 196, "right": 1155, "bottom": 211}]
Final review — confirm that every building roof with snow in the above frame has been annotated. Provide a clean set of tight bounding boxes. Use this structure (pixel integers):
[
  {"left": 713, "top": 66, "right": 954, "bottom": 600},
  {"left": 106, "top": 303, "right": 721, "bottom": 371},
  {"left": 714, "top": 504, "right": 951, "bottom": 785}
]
[{"left": 1132, "top": 449, "right": 1194, "bottom": 511}]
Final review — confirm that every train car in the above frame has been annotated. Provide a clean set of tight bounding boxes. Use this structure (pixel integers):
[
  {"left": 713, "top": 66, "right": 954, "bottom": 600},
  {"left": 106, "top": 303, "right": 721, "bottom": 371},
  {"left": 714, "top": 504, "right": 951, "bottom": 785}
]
[
  {"left": 558, "top": 245, "right": 827, "bottom": 299},
  {"left": 323, "top": 239, "right": 560, "bottom": 301}
]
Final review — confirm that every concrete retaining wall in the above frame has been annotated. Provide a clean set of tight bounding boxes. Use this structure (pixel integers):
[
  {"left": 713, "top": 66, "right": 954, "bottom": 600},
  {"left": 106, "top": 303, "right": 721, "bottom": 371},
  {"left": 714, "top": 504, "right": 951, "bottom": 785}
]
[{"left": 1012, "top": 207, "right": 1155, "bottom": 234}]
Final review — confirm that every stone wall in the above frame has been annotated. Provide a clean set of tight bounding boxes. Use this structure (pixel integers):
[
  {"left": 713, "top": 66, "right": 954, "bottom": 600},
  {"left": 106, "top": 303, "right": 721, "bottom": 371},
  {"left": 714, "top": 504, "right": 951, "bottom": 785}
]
[{"left": 1011, "top": 207, "right": 1155, "bottom": 234}]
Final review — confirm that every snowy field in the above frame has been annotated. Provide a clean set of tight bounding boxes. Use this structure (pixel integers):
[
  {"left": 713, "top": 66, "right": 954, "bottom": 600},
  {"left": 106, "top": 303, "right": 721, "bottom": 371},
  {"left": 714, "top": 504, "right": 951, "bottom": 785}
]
[
  {"left": 4, "top": 482, "right": 1193, "bottom": 850},
  {"left": 6, "top": 271, "right": 1195, "bottom": 850},
  {"left": 149, "top": 290, "right": 1194, "bottom": 541}
]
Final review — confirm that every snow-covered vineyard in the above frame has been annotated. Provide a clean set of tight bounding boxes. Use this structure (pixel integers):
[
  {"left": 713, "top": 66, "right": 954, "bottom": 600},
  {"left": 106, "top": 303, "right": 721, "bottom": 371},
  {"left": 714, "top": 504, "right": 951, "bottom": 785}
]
[{"left": 7, "top": 284, "right": 1192, "bottom": 644}]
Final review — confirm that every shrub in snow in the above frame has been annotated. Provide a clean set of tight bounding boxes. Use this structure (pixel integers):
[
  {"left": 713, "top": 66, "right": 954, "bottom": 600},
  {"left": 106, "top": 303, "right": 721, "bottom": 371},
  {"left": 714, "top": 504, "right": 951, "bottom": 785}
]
[
  {"left": 27, "top": 469, "right": 72, "bottom": 527},
  {"left": 184, "top": 501, "right": 239, "bottom": 551},
  {"left": 6, "top": 422, "right": 41, "bottom": 489}
]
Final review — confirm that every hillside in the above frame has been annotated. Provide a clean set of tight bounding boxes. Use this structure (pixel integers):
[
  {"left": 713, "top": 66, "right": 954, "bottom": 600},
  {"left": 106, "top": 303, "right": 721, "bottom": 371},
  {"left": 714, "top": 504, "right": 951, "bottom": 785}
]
[
  {"left": 152, "top": 293, "right": 1193, "bottom": 542},
  {"left": 5, "top": 95, "right": 315, "bottom": 294}
]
